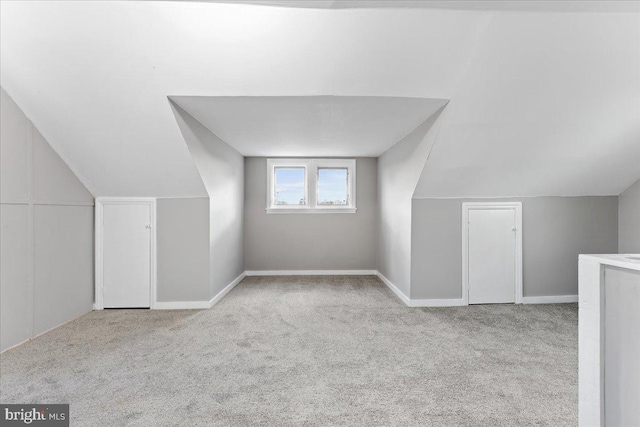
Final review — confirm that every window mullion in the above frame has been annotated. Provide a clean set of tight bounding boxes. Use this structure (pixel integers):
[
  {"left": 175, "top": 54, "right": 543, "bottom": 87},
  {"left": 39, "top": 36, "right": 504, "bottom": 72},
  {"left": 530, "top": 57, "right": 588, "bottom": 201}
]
[{"left": 308, "top": 160, "right": 318, "bottom": 208}]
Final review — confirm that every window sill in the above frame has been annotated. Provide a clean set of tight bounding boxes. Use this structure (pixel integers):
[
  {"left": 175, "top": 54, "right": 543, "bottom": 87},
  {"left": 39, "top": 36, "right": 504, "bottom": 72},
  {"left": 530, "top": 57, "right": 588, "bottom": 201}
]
[{"left": 266, "top": 207, "right": 357, "bottom": 214}]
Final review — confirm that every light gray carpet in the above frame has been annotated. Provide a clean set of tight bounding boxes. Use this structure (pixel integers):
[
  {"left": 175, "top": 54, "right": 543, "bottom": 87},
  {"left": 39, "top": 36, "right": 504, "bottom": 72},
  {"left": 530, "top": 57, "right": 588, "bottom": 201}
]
[{"left": 0, "top": 276, "right": 577, "bottom": 426}]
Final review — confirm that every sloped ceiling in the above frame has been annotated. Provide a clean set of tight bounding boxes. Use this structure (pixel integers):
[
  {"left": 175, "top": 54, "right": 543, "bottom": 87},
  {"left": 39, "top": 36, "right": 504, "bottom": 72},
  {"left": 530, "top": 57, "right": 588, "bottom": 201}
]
[
  {"left": 171, "top": 96, "right": 447, "bottom": 157},
  {"left": 1, "top": 1, "right": 638, "bottom": 197},
  {"left": 199, "top": 0, "right": 640, "bottom": 12},
  {"left": 414, "top": 10, "right": 640, "bottom": 197}
]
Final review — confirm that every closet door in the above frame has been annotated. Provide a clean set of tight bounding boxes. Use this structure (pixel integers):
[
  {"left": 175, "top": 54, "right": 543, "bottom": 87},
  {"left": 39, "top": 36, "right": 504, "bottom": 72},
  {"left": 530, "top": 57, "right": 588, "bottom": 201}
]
[
  {"left": 101, "top": 202, "right": 153, "bottom": 308},
  {"left": 464, "top": 203, "right": 521, "bottom": 305}
]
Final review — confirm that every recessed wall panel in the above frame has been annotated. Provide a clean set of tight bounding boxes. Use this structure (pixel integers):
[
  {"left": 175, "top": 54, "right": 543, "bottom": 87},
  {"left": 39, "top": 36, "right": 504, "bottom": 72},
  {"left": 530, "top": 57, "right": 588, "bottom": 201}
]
[
  {"left": 0, "top": 204, "right": 30, "bottom": 351},
  {"left": 33, "top": 205, "right": 93, "bottom": 335}
]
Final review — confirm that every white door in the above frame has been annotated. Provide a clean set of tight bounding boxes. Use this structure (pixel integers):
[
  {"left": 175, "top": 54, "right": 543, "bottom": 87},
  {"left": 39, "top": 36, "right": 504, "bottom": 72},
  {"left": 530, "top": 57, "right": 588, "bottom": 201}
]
[
  {"left": 102, "top": 203, "right": 151, "bottom": 308},
  {"left": 467, "top": 208, "right": 517, "bottom": 304}
]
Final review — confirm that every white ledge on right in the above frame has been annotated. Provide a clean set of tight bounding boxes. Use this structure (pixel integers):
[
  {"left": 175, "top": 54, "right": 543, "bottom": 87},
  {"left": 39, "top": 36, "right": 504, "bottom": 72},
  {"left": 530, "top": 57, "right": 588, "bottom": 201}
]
[
  {"left": 578, "top": 253, "right": 640, "bottom": 427},
  {"left": 579, "top": 253, "right": 640, "bottom": 271}
]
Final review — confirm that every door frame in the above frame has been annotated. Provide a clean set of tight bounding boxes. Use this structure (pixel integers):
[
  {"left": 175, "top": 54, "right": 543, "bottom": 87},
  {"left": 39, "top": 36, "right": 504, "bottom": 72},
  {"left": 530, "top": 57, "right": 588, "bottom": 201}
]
[
  {"left": 461, "top": 202, "right": 523, "bottom": 305},
  {"left": 95, "top": 197, "right": 157, "bottom": 310}
]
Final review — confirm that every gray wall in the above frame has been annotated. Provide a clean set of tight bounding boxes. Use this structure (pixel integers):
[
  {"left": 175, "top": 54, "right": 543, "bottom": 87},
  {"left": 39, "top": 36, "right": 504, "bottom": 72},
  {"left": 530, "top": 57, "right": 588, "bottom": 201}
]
[
  {"left": 171, "top": 103, "right": 245, "bottom": 299},
  {"left": 377, "top": 110, "right": 444, "bottom": 296},
  {"left": 1, "top": 87, "right": 94, "bottom": 352},
  {"left": 619, "top": 178, "right": 640, "bottom": 253},
  {"left": 244, "top": 157, "right": 377, "bottom": 271},
  {"left": 156, "top": 198, "right": 210, "bottom": 302},
  {"left": 411, "top": 197, "right": 618, "bottom": 300}
]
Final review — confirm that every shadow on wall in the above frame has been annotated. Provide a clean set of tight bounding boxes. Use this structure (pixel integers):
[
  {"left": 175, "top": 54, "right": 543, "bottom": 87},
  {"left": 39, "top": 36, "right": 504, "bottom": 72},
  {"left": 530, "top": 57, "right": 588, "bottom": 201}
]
[{"left": 169, "top": 100, "right": 245, "bottom": 299}]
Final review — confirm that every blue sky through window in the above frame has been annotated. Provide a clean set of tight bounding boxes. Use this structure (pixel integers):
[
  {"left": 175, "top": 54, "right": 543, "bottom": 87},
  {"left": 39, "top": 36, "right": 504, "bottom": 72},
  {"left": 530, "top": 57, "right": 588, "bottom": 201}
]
[
  {"left": 275, "top": 168, "right": 305, "bottom": 205},
  {"left": 318, "top": 168, "right": 348, "bottom": 205}
]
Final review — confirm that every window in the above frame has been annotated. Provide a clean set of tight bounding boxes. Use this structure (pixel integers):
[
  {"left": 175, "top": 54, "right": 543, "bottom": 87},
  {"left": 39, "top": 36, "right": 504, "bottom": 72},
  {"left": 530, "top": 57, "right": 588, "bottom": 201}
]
[
  {"left": 274, "top": 167, "right": 306, "bottom": 206},
  {"left": 267, "top": 159, "right": 356, "bottom": 213},
  {"left": 317, "top": 168, "right": 348, "bottom": 206}
]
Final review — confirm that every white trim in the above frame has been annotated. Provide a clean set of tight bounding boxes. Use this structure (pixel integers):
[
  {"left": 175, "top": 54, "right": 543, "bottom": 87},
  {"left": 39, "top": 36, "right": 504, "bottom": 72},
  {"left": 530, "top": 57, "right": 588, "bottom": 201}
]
[
  {"left": 314, "top": 159, "right": 356, "bottom": 210},
  {"left": 462, "top": 202, "right": 523, "bottom": 305},
  {"left": 376, "top": 271, "right": 411, "bottom": 305},
  {"left": 522, "top": 295, "right": 578, "bottom": 304},
  {"left": 266, "top": 208, "right": 357, "bottom": 214},
  {"left": 412, "top": 195, "right": 619, "bottom": 200},
  {"left": 142, "top": 272, "right": 247, "bottom": 310},
  {"left": 154, "top": 196, "right": 209, "bottom": 200},
  {"left": 151, "top": 301, "right": 210, "bottom": 310},
  {"left": 578, "top": 257, "right": 606, "bottom": 425},
  {"left": 409, "top": 298, "right": 468, "bottom": 307},
  {"left": 580, "top": 254, "right": 640, "bottom": 272},
  {"left": 209, "top": 271, "right": 246, "bottom": 308},
  {"left": 376, "top": 272, "right": 467, "bottom": 307},
  {"left": 94, "top": 197, "right": 157, "bottom": 310},
  {"left": 266, "top": 159, "right": 309, "bottom": 210},
  {"left": 95, "top": 197, "right": 157, "bottom": 203},
  {"left": 408, "top": 298, "right": 467, "bottom": 307},
  {"left": 246, "top": 269, "right": 377, "bottom": 276}
]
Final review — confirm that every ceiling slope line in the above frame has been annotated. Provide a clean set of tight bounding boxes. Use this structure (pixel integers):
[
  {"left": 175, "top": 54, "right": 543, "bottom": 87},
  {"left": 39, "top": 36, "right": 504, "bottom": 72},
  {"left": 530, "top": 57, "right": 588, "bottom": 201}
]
[
  {"left": 410, "top": 104, "right": 448, "bottom": 199},
  {"left": 0, "top": 84, "right": 98, "bottom": 198},
  {"left": 380, "top": 99, "right": 449, "bottom": 159},
  {"left": 168, "top": 99, "right": 244, "bottom": 198}
]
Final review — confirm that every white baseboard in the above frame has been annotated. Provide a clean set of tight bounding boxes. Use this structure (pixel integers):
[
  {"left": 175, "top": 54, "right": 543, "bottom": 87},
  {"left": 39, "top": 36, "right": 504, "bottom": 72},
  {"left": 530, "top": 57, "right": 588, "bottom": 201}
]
[
  {"left": 153, "top": 300, "right": 211, "bottom": 310},
  {"left": 521, "top": 295, "right": 578, "bottom": 304},
  {"left": 245, "top": 270, "right": 377, "bottom": 276},
  {"left": 209, "top": 271, "right": 246, "bottom": 308},
  {"left": 96, "top": 269, "right": 579, "bottom": 313},
  {"left": 153, "top": 272, "right": 247, "bottom": 310},
  {"left": 376, "top": 271, "right": 468, "bottom": 307},
  {"left": 375, "top": 271, "right": 411, "bottom": 305},
  {"left": 408, "top": 298, "right": 467, "bottom": 307}
]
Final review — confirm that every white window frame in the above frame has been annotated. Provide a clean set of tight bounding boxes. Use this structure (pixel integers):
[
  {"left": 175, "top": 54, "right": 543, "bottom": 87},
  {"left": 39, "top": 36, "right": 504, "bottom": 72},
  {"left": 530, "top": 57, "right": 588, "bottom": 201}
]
[{"left": 266, "top": 158, "right": 356, "bottom": 214}]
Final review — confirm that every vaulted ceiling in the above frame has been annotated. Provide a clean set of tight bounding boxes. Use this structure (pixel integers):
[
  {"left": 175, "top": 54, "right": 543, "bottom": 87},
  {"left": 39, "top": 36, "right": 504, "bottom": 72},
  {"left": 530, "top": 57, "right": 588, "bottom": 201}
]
[
  {"left": 1, "top": 1, "right": 638, "bottom": 197},
  {"left": 208, "top": 0, "right": 640, "bottom": 12}
]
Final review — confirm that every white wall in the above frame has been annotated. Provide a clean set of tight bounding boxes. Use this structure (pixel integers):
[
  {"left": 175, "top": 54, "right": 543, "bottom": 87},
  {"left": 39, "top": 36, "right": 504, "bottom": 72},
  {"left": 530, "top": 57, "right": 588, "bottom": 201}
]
[
  {"left": 1, "top": 87, "right": 94, "bottom": 352},
  {"left": 411, "top": 197, "right": 619, "bottom": 300},
  {"left": 619, "top": 178, "right": 640, "bottom": 253},
  {"left": 244, "top": 157, "right": 377, "bottom": 271},
  {"left": 170, "top": 102, "right": 245, "bottom": 299},
  {"left": 377, "top": 108, "right": 445, "bottom": 296}
]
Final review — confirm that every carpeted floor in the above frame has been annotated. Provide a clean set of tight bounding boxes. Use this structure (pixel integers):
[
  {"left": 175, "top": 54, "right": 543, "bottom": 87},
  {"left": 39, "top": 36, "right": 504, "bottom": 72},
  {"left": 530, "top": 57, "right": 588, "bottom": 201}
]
[{"left": 0, "top": 276, "right": 577, "bottom": 426}]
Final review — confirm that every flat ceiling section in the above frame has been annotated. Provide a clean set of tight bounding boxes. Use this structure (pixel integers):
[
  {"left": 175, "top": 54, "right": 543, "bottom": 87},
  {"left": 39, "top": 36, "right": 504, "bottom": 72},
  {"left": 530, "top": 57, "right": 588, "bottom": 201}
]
[{"left": 171, "top": 96, "right": 447, "bottom": 157}]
